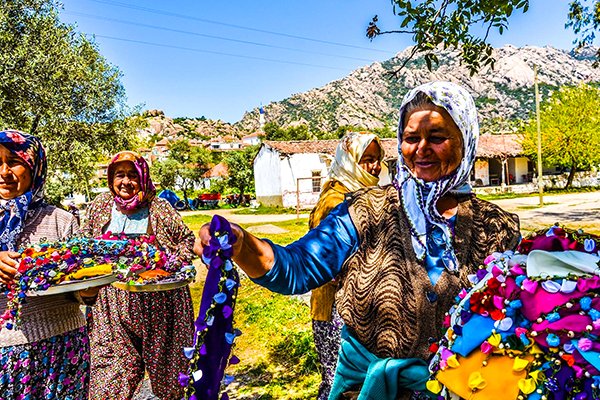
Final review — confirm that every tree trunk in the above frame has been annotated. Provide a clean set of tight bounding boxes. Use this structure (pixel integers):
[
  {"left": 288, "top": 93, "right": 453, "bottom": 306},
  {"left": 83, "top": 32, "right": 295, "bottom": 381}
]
[
  {"left": 30, "top": 115, "right": 40, "bottom": 135},
  {"left": 182, "top": 187, "right": 189, "bottom": 209},
  {"left": 565, "top": 163, "right": 577, "bottom": 189}
]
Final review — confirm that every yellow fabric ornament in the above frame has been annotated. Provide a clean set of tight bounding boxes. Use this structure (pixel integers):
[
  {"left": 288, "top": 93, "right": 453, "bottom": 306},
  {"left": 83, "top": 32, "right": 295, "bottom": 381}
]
[
  {"left": 447, "top": 354, "right": 460, "bottom": 368},
  {"left": 468, "top": 372, "right": 487, "bottom": 390},
  {"left": 518, "top": 378, "right": 537, "bottom": 394},
  {"left": 426, "top": 380, "right": 443, "bottom": 394},
  {"left": 512, "top": 357, "right": 529, "bottom": 372},
  {"left": 487, "top": 333, "right": 502, "bottom": 347},
  {"left": 529, "top": 369, "right": 543, "bottom": 382}
]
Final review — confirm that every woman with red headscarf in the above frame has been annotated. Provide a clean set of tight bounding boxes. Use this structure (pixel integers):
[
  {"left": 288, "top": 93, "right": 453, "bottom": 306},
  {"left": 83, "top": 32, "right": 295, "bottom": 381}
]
[{"left": 80, "top": 151, "right": 195, "bottom": 400}]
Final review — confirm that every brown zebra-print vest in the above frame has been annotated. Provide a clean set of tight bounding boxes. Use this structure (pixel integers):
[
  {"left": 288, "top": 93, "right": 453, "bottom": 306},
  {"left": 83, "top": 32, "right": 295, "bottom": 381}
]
[{"left": 335, "top": 185, "right": 520, "bottom": 360}]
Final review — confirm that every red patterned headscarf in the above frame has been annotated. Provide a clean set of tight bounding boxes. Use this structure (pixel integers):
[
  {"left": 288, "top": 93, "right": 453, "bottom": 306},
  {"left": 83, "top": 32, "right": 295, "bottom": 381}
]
[{"left": 107, "top": 151, "right": 156, "bottom": 211}]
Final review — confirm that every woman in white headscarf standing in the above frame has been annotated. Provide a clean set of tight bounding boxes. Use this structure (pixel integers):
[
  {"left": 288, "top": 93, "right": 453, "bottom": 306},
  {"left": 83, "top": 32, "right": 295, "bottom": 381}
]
[
  {"left": 195, "top": 81, "right": 522, "bottom": 399},
  {"left": 308, "top": 131, "right": 384, "bottom": 400}
]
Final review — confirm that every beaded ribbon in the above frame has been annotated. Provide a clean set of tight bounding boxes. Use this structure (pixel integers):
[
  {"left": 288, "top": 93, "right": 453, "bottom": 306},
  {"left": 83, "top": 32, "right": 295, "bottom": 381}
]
[
  {"left": 427, "top": 225, "right": 600, "bottom": 400},
  {"left": 180, "top": 215, "right": 241, "bottom": 400},
  {"left": 0, "top": 236, "right": 196, "bottom": 330}
]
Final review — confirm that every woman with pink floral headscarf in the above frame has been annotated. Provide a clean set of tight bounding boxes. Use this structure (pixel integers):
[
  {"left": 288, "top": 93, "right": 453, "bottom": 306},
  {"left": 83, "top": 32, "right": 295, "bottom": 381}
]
[{"left": 80, "top": 151, "right": 195, "bottom": 400}]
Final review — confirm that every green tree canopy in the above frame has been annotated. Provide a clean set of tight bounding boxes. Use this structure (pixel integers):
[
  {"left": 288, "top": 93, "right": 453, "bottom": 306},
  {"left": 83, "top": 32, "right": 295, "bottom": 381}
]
[
  {"left": 264, "top": 122, "right": 314, "bottom": 141},
  {"left": 0, "top": 0, "right": 139, "bottom": 200},
  {"left": 151, "top": 140, "right": 212, "bottom": 204},
  {"left": 224, "top": 146, "right": 259, "bottom": 199},
  {"left": 521, "top": 84, "right": 600, "bottom": 188},
  {"left": 368, "top": 0, "right": 599, "bottom": 74}
]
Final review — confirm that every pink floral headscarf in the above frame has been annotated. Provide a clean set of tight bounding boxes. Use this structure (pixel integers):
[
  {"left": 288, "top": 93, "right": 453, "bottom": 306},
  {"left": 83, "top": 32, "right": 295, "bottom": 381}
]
[{"left": 107, "top": 151, "right": 156, "bottom": 211}]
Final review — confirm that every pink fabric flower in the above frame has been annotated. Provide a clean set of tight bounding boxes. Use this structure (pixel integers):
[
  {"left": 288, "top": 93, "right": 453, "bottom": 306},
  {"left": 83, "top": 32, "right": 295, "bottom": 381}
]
[
  {"left": 578, "top": 338, "right": 593, "bottom": 352},
  {"left": 480, "top": 341, "right": 493, "bottom": 354}
]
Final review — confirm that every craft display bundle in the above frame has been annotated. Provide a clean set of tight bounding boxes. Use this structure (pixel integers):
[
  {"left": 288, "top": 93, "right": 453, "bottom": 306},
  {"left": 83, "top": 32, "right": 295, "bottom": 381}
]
[
  {"left": 0, "top": 236, "right": 196, "bottom": 329},
  {"left": 427, "top": 225, "right": 600, "bottom": 400},
  {"left": 181, "top": 215, "right": 240, "bottom": 400}
]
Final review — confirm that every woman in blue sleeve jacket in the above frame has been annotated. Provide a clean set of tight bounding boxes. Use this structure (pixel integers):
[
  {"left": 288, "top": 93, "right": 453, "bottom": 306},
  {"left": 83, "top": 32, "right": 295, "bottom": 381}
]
[{"left": 195, "top": 81, "right": 521, "bottom": 400}]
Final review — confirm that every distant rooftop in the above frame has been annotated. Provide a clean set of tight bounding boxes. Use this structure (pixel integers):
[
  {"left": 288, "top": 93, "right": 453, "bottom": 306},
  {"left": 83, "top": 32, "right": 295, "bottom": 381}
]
[{"left": 263, "top": 134, "right": 524, "bottom": 159}]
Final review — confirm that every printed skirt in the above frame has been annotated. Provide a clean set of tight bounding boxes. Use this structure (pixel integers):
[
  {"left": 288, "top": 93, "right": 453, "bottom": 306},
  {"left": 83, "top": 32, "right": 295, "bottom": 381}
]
[{"left": 0, "top": 326, "right": 89, "bottom": 400}]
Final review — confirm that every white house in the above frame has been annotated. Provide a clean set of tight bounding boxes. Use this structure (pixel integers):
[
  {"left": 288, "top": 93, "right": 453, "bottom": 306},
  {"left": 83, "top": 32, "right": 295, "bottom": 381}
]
[
  {"left": 208, "top": 136, "right": 242, "bottom": 150},
  {"left": 241, "top": 132, "right": 265, "bottom": 146},
  {"left": 254, "top": 140, "right": 396, "bottom": 208},
  {"left": 254, "top": 135, "right": 533, "bottom": 209}
]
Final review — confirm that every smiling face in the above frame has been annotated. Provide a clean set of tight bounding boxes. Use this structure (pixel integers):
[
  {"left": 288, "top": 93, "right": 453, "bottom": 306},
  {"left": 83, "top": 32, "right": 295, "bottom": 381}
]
[
  {"left": 358, "top": 140, "right": 383, "bottom": 177},
  {"left": 401, "top": 104, "right": 464, "bottom": 182},
  {"left": 0, "top": 145, "right": 33, "bottom": 199},
  {"left": 112, "top": 161, "right": 141, "bottom": 201}
]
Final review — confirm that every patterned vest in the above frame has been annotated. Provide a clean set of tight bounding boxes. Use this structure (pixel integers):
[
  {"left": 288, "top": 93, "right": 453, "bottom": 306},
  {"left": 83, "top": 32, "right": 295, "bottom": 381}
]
[{"left": 336, "top": 185, "right": 520, "bottom": 360}]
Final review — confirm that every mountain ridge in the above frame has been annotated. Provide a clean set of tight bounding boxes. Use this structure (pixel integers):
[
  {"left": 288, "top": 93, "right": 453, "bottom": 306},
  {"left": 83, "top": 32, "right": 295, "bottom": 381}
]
[{"left": 236, "top": 45, "right": 600, "bottom": 133}]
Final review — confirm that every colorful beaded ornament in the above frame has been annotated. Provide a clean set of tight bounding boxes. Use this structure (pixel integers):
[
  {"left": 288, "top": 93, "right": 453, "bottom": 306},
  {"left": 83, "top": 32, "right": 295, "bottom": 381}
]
[
  {"left": 180, "top": 215, "right": 241, "bottom": 400},
  {"left": 0, "top": 236, "right": 196, "bottom": 330},
  {"left": 427, "top": 225, "right": 600, "bottom": 400}
]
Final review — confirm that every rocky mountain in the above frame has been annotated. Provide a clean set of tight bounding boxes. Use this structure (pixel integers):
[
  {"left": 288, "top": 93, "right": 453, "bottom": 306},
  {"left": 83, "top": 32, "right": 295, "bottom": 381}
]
[
  {"left": 140, "top": 109, "right": 243, "bottom": 140},
  {"left": 236, "top": 45, "right": 600, "bottom": 133}
]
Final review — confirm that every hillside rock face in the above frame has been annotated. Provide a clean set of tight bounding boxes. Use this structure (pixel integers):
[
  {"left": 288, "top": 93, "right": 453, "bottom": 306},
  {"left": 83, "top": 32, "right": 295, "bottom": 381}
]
[
  {"left": 236, "top": 45, "right": 600, "bottom": 133},
  {"left": 139, "top": 112, "right": 242, "bottom": 139}
]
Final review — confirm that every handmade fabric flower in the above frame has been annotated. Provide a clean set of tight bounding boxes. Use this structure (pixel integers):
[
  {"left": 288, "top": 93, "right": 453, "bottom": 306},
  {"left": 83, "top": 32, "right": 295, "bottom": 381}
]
[{"left": 428, "top": 225, "right": 600, "bottom": 400}]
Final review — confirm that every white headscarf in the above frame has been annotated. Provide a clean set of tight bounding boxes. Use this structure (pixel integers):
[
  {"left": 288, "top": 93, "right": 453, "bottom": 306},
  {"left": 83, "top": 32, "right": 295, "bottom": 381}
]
[
  {"left": 396, "top": 81, "right": 480, "bottom": 271},
  {"left": 327, "top": 131, "right": 384, "bottom": 191}
]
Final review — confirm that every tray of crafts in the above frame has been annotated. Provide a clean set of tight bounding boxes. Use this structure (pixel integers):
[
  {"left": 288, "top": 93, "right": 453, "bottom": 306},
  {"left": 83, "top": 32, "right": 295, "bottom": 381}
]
[
  {"left": 111, "top": 265, "right": 196, "bottom": 292},
  {"left": 112, "top": 276, "right": 194, "bottom": 292},
  {"left": 27, "top": 274, "right": 118, "bottom": 296}
]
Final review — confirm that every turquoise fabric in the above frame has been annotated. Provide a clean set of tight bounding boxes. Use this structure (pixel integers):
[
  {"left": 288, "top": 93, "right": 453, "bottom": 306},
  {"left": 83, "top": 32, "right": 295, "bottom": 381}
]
[
  {"left": 106, "top": 204, "right": 149, "bottom": 234},
  {"left": 329, "top": 328, "right": 430, "bottom": 400}
]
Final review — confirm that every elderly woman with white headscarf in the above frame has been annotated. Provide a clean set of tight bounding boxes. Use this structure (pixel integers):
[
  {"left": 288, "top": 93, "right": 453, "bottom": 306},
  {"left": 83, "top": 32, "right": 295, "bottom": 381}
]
[
  {"left": 308, "top": 131, "right": 384, "bottom": 400},
  {"left": 194, "top": 81, "right": 521, "bottom": 399}
]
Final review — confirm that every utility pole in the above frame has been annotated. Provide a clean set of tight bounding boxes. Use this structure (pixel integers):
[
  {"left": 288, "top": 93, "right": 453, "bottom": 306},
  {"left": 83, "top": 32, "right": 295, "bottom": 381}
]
[{"left": 534, "top": 65, "right": 544, "bottom": 207}]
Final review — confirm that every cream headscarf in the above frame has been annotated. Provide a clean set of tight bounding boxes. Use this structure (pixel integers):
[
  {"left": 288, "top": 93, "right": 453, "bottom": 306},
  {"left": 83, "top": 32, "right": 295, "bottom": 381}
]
[{"left": 327, "top": 131, "right": 384, "bottom": 191}]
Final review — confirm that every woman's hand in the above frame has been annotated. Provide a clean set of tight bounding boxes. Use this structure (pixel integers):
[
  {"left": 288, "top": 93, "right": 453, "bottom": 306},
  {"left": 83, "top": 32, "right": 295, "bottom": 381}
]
[
  {"left": 193, "top": 222, "right": 245, "bottom": 259},
  {"left": 0, "top": 251, "right": 20, "bottom": 286},
  {"left": 194, "top": 221, "right": 274, "bottom": 279}
]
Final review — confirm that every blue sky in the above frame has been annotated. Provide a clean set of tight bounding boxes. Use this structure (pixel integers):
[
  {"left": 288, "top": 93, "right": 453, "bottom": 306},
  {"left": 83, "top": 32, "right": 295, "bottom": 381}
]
[{"left": 59, "top": 0, "right": 577, "bottom": 123}]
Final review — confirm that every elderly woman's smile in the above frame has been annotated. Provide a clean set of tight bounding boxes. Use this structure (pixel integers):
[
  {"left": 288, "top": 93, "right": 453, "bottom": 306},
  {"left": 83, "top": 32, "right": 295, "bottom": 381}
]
[
  {"left": 112, "top": 161, "right": 141, "bottom": 201},
  {"left": 401, "top": 105, "right": 464, "bottom": 182}
]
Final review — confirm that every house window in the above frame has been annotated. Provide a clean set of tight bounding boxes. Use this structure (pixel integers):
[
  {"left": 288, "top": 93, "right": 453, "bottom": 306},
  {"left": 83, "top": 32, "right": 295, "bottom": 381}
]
[{"left": 312, "top": 171, "right": 321, "bottom": 193}]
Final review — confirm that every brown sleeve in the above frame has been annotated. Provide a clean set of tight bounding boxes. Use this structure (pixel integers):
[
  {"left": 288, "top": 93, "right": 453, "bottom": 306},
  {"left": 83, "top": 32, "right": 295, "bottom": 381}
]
[{"left": 151, "top": 198, "right": 196, "bottom": 265}]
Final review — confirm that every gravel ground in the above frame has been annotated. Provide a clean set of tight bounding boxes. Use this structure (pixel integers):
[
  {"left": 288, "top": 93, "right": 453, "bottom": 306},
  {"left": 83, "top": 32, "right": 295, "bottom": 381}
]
[{"left": 132, "top": 379, "right": 159, "bottom": 400}]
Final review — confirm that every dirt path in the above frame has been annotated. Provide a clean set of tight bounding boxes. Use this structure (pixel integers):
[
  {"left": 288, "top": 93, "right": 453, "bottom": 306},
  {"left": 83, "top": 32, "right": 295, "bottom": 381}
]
[{"left": 489, "top": 191, "right": 600, "bottom": 232}]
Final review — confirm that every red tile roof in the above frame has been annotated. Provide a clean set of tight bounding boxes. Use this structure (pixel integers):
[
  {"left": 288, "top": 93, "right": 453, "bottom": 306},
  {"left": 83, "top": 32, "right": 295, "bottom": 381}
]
[{"left": 263, "top": 134, "right": 524, "bottom": 159}]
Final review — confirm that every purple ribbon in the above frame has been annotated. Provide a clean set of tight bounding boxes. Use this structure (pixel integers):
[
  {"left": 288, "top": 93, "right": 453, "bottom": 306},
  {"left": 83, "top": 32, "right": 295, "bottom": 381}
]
[{"left": 182, "top": 215, "right": 240, "bottom": 400}]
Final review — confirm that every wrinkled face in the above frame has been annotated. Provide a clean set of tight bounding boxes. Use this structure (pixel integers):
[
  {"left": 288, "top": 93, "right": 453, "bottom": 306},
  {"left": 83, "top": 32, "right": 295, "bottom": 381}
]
[
  {"left": 401, "top": 104, "right": 463, "bottom": 182},
  {"left": 0, "top": 145, "right": 33, "bottom": 200},
  {"left": 358, "top": 140, "right": 382, "bottom": 177},
  {"left": 112, "top": 161, "right": 141, "bottom": 201}
]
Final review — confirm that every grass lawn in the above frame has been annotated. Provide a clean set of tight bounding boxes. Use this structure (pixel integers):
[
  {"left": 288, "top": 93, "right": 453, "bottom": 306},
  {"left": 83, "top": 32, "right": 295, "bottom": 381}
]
[
  {"left": 184, "top": 214, "right": 317, "bottom": 399},
  {"left": 233, "top": 205, "right": 298, "bottom": 215}
]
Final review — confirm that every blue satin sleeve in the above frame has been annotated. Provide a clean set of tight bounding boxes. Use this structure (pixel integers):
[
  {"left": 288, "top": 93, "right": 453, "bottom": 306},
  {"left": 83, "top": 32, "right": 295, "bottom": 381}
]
[{"left": 251, "top": 201, "right": 358, "bottom": 295}]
